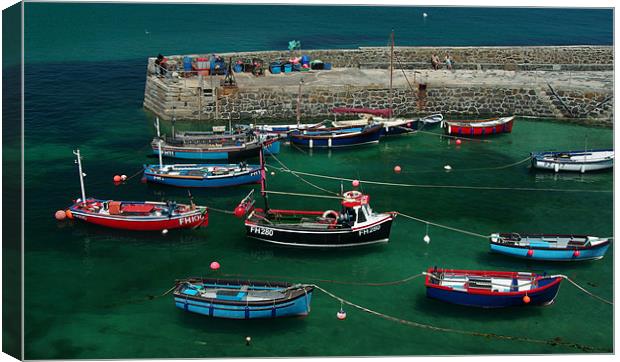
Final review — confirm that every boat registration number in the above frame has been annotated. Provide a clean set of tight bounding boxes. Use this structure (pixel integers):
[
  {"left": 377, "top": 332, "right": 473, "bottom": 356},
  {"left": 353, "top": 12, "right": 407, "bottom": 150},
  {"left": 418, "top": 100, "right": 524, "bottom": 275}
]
[
  {"left": 249, "top": 226, "right": 274, "bottom": 236},
  {"left": 359, "top": 225, "right": 381, "bottom": 236}
]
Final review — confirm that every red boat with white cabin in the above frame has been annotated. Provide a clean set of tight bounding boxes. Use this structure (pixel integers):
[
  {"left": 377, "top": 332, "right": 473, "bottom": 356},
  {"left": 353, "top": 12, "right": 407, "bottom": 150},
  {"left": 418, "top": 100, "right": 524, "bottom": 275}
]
[
  {"left": 443, "top": 116, "right": 515, "bottom": 136},
  {"left": 64, "top": 149, "right": 208, "bottom": 232}
]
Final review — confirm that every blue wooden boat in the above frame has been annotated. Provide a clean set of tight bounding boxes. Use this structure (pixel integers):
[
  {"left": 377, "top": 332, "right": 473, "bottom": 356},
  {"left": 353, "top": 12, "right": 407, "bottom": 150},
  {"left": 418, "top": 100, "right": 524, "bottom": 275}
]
[
  {"left": 173, "top": 278, "right": 314, "bottom": 319},
  {"left": 490, "top": 233, "right": 611, "bottom": 261},
  {"left": 289, "top": 124, "right": 382, "bottom": 148},
  {"left": 143, "top": 162, "right": 261, "bottom": 188},
  {"left": 530, "top": 149, "right": 614, "bottom": 173},
  {"left": 425, "top": 267, "right": 562, "bottom": 308}
]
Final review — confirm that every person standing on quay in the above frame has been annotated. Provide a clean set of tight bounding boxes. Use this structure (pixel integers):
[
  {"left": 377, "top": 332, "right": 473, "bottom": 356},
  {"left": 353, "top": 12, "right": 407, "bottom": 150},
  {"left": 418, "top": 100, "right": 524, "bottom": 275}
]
[{"left": 445, "top": 54, "right": 453, "bottom": 70}]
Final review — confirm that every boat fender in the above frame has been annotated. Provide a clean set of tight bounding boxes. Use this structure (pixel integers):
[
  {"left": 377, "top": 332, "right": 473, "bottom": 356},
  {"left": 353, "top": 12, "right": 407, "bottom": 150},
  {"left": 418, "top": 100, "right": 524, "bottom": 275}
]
[
  {"left": 322, "top": 210, "right": 339, "bottom": 225},
  {"left": 490, "top": 233, "right": 500, "bottom": 243},
  {"left": 554, "top": 163, "right": 560, "bottom": 173}
]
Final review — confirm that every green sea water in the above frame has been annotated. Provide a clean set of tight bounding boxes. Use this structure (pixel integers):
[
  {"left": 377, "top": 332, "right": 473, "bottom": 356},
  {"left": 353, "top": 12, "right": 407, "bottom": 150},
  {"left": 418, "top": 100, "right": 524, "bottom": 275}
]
[{"left": 19, "top": 3, "right": 613, "bottom": 359}]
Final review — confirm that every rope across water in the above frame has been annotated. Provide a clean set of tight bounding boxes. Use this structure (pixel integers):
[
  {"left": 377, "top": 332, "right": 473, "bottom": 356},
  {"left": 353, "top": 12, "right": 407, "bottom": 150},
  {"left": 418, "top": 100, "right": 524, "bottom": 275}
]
[{"left": 266, "top": 164, "right": 612, "bottom": 193}]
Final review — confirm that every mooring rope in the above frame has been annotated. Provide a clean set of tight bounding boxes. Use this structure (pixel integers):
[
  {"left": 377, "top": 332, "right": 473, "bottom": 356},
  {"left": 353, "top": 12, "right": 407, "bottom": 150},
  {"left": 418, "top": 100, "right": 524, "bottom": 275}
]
[
  {"left": 264, "top": 190, "right": 343, "bottom": 200},
  {"left": 396, "top": 212, "right": 490, "bottom": 239},
  {"left": 311, "top": 284, "right": 603, "bottom": 352},
  {"left": 269, "top": 152, "right": 339, "bottom": 196},
  {"left": 218, "top": 273, "right": 426, "bottom": 287},
  {"left": 559, "top": 275, "right": 613, "bottom": 305},
  {"left": 266, "top": 164, "right": 612, "bottom": 194},
  {"left": 208, "top": 206, "right": 235, "bottom": 215}
]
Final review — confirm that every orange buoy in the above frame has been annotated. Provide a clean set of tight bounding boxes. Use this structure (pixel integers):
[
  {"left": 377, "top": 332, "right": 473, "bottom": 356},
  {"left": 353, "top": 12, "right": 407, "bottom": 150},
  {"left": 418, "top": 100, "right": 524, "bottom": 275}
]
[
  {"left": 394, "top": 165, "right": 402, "bottom": 173},
  {"left": 113, "top": 175, "right": 122, "bottom": 182},
  {"left": 523, "top": 295, "right": 531, "bottom": 304},
  {"left": 54, "top": 210, "right": 66, "bottom": 220},
  {"left": 65, "top": 209, "right": 73, "bottom": 219}
]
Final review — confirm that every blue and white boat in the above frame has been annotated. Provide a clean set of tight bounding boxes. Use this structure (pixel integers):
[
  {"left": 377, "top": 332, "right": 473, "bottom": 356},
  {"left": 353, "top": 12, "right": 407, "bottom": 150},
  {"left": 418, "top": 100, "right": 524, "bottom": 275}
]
[
  {"left": 425, "top": 267, "right": 563, "bottom": 308},
  {"left": 143, "top": 162, "right": 261, "bottom": 188},
  {"left": 289, "top": 124, "right": 383, "bottom": 148},
  {"left": 530, "top": 149, "right": 614, "bottom": 173},
  {"left": 490, "top": 233, "right": 611, "bottom": 261},
  {"left": 173, "top": 278, "right": 314, "bottom": 319}
]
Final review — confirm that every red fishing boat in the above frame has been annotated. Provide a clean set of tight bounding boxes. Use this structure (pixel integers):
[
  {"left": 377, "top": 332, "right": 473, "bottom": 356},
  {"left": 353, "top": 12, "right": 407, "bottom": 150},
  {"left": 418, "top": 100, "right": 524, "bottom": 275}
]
[
  {"left": 443, "top": 116, "right": 515, "bottom": 136},
  {"left": 64, "top": 149, "right": 208, "bottom": 231}
]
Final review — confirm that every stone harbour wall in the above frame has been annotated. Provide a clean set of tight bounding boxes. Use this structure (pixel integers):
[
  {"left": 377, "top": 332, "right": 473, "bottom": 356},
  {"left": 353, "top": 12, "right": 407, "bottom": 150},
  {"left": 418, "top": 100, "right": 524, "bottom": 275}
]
[{"left": 144, "top": 46, "right": 613, "bottom": 127}]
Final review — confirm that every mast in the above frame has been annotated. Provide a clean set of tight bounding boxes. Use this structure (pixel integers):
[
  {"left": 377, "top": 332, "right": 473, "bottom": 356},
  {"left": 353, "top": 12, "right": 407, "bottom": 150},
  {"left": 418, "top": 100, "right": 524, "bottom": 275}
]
[
  {"left": 296, "top": 79, "right": 304, "bottom": 127},
  {"left": 155, "top": 117, "right": 161, "bottom": 138},
  {"left": 389, "top": 29, "right": 394, "bottom": 121},
  {"left": 259, "top": 145, "right": 269, "bottom": 211},
  {"left": 73, "top": 149, "right": 86, "bottom": 204}
]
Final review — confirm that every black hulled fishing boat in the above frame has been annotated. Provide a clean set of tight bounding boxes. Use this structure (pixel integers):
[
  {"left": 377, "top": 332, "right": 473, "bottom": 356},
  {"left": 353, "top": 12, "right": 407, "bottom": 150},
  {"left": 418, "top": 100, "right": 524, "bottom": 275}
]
[{"left": 235, "top": 149, "right": 396, "bottom": 248}]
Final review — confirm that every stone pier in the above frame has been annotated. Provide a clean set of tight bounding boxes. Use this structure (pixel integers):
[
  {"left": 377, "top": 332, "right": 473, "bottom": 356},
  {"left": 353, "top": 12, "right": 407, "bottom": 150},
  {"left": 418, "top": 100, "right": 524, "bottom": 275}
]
[{"left": 143, "top": 46, "right": 613, "bottom": 127}]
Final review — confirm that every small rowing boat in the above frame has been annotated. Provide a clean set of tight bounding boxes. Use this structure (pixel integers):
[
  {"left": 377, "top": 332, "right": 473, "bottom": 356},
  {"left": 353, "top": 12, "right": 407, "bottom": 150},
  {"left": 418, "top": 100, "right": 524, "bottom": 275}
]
[
  {"left": 288, "top": 124, "right": 383, "bottom": 148},
  {"left": 143, "top": 163, "right": 261, "bottom": 188},
  {"left": 173, "top": 278, "right": 313, "bottom": 319},
  {"left": 490, "top": 233, "right": 611, "bottom": 261},
  {"left": 65, "top": 150, "right": 208, "bottom": 231},
  {"left": 530, "top": 149, "right": 614, "bottom": 173},
  {"left": 424, "top": 267, "right": 562, "bottom": 308},
  {"left": 443, "top": 116, "right": 515, "bottom": 136}
]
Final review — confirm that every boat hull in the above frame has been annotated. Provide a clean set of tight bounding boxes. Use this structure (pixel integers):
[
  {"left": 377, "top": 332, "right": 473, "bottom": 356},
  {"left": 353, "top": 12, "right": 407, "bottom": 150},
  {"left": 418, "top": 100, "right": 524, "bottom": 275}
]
[
  {"left": 174, "top": 291, "right": 312, "bottom": 319},
  {"left": 289, "top": 126, "right": 382, "bottom": 148},
  {"left": 152, "top": 141, "right": 280, "bottom": 160},
  {"left": 245, "top": 217, "right": 394, "bottom": 248},
  {"left": 490, "top": 242, "right": 610, "bottom": 261},
  {"left": 531, "top": 155, "right": 613, "bottom": 173},
  {"left": 69, "top": 208, "right": 207, "bottom": 231},
  {"left": 444, "top": 117, "right": 514, "bottom": 136},
  {"left": 426, "top": 280, "right": 561, "bottom": 308},
  {"left": 143, "top": 166, "right": 261, "bottom": 188}
]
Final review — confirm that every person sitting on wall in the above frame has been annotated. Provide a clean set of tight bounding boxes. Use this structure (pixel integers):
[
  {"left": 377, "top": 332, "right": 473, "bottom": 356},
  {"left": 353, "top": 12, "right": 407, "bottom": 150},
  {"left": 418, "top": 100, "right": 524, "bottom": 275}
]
[{"left": 431, "top": 53, "right": 439, "bottom": 70}]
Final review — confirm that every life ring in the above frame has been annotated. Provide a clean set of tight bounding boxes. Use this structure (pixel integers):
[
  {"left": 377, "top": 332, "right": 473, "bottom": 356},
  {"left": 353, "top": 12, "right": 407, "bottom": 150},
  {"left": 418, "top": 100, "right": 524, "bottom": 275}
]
[
  {"left": 343, "top": 190, "right": 362, "bottom": 200},
  {"left": 322, "top": 210, "right": 339, "bottom": 225}
]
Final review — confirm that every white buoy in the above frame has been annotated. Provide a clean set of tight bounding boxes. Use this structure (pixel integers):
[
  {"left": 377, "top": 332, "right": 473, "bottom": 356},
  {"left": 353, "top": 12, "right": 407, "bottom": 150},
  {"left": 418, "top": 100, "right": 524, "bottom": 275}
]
[
  {"left": 245, "top": 336, "right": 251, "bottom": 345},
  {"left": 423, "top": 12, "right": 428, "bottom": 17},
  {"left": 490, "top": 233, "right": 500, "bottom": 243},
  {"left": 270, "top": 171, "right": 275, "bottom": 176},
  {"left": 580, "top": 165, "right": 586, "bottom": 174},
  {"left": 554, "top": 163, "right": 560, "bottom": 173},
  {"left": 444, "top": 165, "right": 452, "bottom": 171},
  {"left": 161, "top": 229, "right": 169, "bottom": 235},
  {"left": 423, "top": 235, "right": 431, "bottom": 244}
]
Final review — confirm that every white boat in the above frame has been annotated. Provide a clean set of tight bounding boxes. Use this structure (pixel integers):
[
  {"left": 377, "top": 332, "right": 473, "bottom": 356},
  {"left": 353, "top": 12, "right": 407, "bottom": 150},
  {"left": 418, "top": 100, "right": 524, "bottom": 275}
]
[
  {"left": 530, "top": 149, "right": 614, "bottom": 173},
  {"left": 332, "top": 109, "right": 444, "bottom": 135}
]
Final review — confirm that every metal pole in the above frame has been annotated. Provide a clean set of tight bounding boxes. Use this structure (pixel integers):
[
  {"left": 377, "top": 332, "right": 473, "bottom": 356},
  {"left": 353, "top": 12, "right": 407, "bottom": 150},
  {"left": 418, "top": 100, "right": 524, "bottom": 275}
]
[
  {"left": 296, "top": 79, "right": 304, "bottom": 127},
  {"left": 73, "top": 149, "right": 86, "bottom": 204},
  {"left": 155, "top": 117, "right": 161, "bottom": 137},
  {"left": 389, "top": 29, "right": 394, "bottom": 121},
  {"left": 158, "top": 140, "right": 163, "bottom": 169}
]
